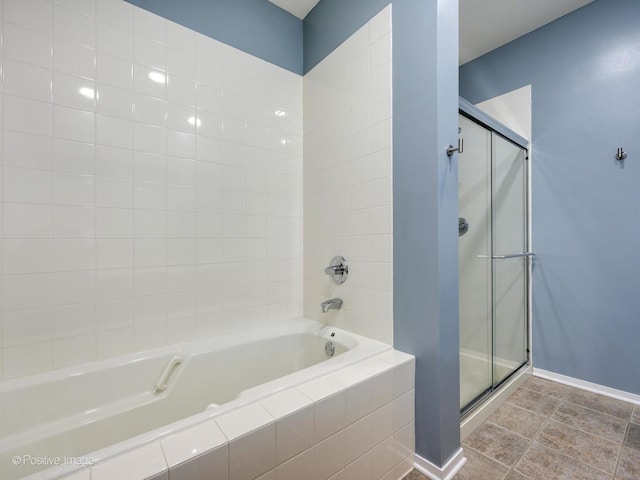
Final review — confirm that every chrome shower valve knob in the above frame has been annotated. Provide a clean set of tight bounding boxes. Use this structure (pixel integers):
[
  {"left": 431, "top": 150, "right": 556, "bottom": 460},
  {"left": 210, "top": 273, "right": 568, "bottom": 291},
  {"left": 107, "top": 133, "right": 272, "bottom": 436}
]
[{"left": 324, "top": 256, "right": 348, "bottom": 284}]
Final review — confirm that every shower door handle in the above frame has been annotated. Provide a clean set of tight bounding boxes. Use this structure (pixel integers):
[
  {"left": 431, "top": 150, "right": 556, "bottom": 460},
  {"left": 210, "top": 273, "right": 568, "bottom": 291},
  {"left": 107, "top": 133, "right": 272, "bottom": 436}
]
[{"left": 492, "top": 252, "right": 536, "bottom": 259}]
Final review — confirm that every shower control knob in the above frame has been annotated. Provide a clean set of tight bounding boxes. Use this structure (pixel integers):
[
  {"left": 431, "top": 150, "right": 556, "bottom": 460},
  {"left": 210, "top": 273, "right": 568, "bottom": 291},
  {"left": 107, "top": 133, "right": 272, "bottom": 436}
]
[{"left": 324, "top": 256, "right": 348, "bottom": 284}]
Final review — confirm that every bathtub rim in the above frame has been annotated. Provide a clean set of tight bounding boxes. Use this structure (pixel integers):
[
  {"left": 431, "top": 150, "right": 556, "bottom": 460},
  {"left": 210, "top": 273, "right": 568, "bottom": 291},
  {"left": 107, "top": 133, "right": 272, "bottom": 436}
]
[{"left": 7, "top": 317, "right": 391, "bottom": 480}]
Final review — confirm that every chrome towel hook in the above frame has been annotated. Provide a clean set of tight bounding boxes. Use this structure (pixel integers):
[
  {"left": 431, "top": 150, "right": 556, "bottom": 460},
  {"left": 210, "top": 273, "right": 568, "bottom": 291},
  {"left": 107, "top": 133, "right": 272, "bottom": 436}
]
[
  {"left": 447, "top": 138, "right": 463, "bottom": 157},
  {"left": 616, "top": 147, "right": 627, "bottom": 161}
]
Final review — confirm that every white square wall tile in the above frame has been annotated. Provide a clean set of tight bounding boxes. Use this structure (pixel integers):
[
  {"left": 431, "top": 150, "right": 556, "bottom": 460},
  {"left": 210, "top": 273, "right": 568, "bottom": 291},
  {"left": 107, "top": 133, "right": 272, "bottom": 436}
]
[
  {"left": 3, "top": 167, "right": 52, "bottom": 204},
  {"left": 312, "top": 390, "right": 346, "bottom": 443},
  {"left": 166, "top": 445, "right": 228, "bottom": 480},
  {"left": 167, "top": 21, "right": 195, "bottom": 53},
  {"left": 53, "top": 270, "right": 95, "bottom": 306},
  {"left": 96, "top": 145, "right": 134, "bottom": 179},
  {"left": 369, "top": 6, "right": 392, "bottom": 44},
  {"left": 96, "top": 239, "right": 133, "bottom": 269},
  {"left": 133, "top": 35, "right": 167, "bottom": 72},
  {"left": 134, "top": 7, "right": 166, "bottom": 44},
  {"left": 3, "top": 59, "right": 52, "bottom": 103},
  {"left": 53, "top": 206, "right": 95, "bottom": 238},
  {"left": 97, "top": 0, "right": 134, "bottom": 31},
  {"left": 54, "top": 5, "right": 96, "bottom": 48},
  {"left": 97, "top": 52, "right": 133, "bottom": 88},
  {"left": 55, "top": 38, "right": 97, "bottom": 80},
  {"left": 161, "top": 419, "right": 227, "bottom": 468},
  {"left": 215, "top": 403, "right": 274, "bottom": 441},
  {"left": 3, "top": 23, "right": 53, "bottom": 68},
  {"left": 53, "top": 173, "right": 95, "bottom": 207},
  {"left": 275, "top": 448, "right": 314, "bottom": 480},
  {"left": 227, "top": 423, "right": 276, "bottom": 480},
  {"left": 96, "top": 268, "right": 134, "bottom": 300},
  {"left": 345, "top": 450, "right": 373, "bottom": 480},
  {"left": 314, "top": 430, "right": 347, "bottom": 480},
  {"left": 96, "top": 208, "right": 133, "bottom": 238},
  {"left": 53, "top": 72, "right": 96, "bottom": 111},
  {"left": 53, "top": 239, "right": 96, "bottom": 271},
  {"left": 53, "top": 138, "right": 95, "bottom": 175},
  {"left": 97, "top": 115, "right": 134, "bottom": 149},
  {"left": 394, "top": 390, "right": 415, "bottom": 431},
  {"left": 5, "top": 0, "right": 53, "bottom": 33},
  {"left": 53, "top": 106, "right": 95, "bottom": 143},
  {"left": 54, "top": 333, "right": 96, "bottom": 368},
  {"left": 134, "top": 239, "right": 166, "bottom": 267},
  {"left": 3, "top": 204, "right": 53, "bottom": 238},
  {"left": 2, "top": 273, "right": 53, "bottom": 312},
  {"left": 91, "top": 442, "right": 167, "bottom": 480},
  {"left": 98, "top": 84, "right": 134, "bottom": 119},
  {"left": 3, "top": 308, "right": 53, "bottom": 347},
  {"left": 96, "top": 177, "right": 133, "bottom": 209},
  {"left": 344, "top": 413, "right": 377, "bottom": 464},
  {"left": 372, "top": 436, "right": 397, "bottom": 479},
  {"left": 3, "top": 239, "right": 53, "bottom": 274},
  {"left": 4, "top": 95, "right": 53, "bottom": 137},
  {"left": 3, "top": 342, "right": 53, "bottom": 379},
  {"left": 3, "top": 131, "right": 52, "bottom": 170}
]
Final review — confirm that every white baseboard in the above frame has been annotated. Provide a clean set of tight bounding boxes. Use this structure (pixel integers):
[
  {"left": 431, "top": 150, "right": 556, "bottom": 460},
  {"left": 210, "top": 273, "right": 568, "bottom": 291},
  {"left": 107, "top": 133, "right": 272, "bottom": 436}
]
[
  {"left": 414, "top": 448, "right": 466, "bottom": 480},
  {"left": 533, "top": 368, "right": 640, "bottom": 406}
]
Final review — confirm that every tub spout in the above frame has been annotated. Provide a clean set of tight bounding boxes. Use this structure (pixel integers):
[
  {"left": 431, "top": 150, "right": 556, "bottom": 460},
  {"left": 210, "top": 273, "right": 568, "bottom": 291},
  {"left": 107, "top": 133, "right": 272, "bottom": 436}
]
[{"left": 321, "top": 298, "right": 343, "bottom": 313}]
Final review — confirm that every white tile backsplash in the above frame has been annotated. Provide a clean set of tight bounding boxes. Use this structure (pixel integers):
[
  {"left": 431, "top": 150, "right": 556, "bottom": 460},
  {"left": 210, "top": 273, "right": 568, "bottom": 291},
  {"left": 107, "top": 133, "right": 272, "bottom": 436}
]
[
  {"left": 303, "top": 6, "right": 393, "bottom": 344},
  {"left": 0, "top": 0, "right": 302, "bottom": 380}
]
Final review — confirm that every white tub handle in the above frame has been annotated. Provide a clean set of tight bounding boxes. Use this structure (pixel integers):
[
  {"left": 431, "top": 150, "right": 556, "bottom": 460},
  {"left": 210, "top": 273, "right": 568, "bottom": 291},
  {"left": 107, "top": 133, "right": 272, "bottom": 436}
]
[{"left": 154, "top": 356, "right": 184, "bottom": 394}]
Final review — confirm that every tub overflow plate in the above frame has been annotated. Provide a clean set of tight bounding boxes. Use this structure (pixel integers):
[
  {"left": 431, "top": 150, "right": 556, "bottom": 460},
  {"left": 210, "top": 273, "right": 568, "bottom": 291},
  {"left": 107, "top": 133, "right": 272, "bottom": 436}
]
[{"left": 325, "top": 341, "right": 335, "bottom": 357}]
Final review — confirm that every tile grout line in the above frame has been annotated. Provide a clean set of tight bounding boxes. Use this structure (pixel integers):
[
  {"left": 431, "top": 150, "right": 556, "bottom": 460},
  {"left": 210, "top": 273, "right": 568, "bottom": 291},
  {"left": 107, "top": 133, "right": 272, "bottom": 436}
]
[
  {"left": 503, "top": 381, "right": 571, "bottom": 479},
  {"left": 523, "top": 385, "right": 627, "bottom": 479},
  {"left": 611, "top": 420, "right": 631, "bottom": 479},
  {"left": 551, "top": 398, "right": 630, "bottom": 446}
]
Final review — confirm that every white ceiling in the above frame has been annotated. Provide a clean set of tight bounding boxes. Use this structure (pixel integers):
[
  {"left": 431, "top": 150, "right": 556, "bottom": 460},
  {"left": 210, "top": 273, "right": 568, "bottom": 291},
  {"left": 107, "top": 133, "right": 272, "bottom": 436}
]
[
  {"left": 459, "top": 0, "right": 593, "bottom": 64},
  {"left": 268, "top": 0, "right": 318, "bottom": 20},
  {"left": 268, "top": 0, "right": 594, "bottom": 65}
]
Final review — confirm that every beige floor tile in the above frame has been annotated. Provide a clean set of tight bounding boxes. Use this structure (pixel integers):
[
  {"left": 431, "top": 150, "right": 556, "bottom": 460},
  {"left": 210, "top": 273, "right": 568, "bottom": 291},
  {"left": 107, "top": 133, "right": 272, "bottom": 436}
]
[
  {"left": 615, "top": 445, "right": 640, "bottom": 480},
  {"left": 536, "top": 419, "right": 620, "bottom": 474},
  {"left": 564, "top": 388, "right": 633, "bottom": 420},
  {"left": 505, "top": 471, "right": 533, "bottom": 480},
  {"left": 631, "top": 406, "right": 640, "bottom": 426},
  {"left": 506, "top": 387, "right": 561, "bottom": 417},
  {"left": 553, "top": 402, "right": 627, "bottom": 444},
  {"left": 402, "top": 469, "right": 428, "bottom": 480},
  {"left": 521, "top": 376, "right": 570, "bottom": 400},
  {"left": 624, "top": 423, "right": 640, "bottom": 450},
  {"left": 463, "top": 422, "right": 529, "bottom": 467},
  {"left": 488, "top": 402, "right": 547, "bottom": 439},
  {"left": 455, "top": 447, "right": 509, "bottom": 480},
  {"left": 515, "top": 442, "right": 610, "bottom": 480}
]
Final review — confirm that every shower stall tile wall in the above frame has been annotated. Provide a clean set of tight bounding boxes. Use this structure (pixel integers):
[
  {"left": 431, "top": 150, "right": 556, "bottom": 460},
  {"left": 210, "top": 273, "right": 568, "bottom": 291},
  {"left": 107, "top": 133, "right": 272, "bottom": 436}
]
[
  {"left": 0, "top": 0, "right": 303, "bottom": 380},
  {"left": 303, "top": 6, "right": 393, "bottom": 344}
]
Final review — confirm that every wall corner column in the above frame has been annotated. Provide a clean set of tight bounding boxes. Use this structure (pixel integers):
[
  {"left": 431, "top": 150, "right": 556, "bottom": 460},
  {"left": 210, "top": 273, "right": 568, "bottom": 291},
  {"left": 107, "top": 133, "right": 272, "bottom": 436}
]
[{"left": 392, "top": 0, "right": 461, "bottom": 469}]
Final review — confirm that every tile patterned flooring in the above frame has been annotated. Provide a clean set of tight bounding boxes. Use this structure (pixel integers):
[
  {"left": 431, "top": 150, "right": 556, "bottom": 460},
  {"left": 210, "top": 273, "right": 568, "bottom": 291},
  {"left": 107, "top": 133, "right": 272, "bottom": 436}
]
[{"left": 404, "top": 376, "right": 640, "bottom": 480}]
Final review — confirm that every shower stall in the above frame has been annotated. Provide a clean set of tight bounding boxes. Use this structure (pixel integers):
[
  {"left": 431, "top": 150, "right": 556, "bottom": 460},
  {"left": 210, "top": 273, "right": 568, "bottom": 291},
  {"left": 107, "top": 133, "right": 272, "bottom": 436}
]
[{"left": 457, "top": 99, "right": 532, "bottom": 415}]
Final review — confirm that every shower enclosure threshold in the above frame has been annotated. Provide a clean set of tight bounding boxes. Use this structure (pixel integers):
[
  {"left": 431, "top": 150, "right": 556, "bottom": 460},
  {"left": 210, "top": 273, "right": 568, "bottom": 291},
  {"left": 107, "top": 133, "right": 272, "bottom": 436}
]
[{"left": 460, "top": 362, "right": 532, "bottom": 441}]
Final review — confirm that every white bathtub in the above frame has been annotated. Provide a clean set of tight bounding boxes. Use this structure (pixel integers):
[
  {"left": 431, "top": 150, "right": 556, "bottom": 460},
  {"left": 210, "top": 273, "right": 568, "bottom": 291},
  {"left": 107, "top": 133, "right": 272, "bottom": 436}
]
[{"left": 1, "top": 318, "right": 415, "bottom": 480}]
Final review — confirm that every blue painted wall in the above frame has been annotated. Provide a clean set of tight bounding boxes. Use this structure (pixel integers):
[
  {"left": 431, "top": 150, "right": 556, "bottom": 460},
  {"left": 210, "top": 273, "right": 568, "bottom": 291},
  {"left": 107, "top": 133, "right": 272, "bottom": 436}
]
[
  {"left": 125, "top": 0, "right": 303, "bottom": 74},
  {"left": 306, "top": 0, "right": 461, "bottom": 467},
  {"left": 460, "top": 0, "right": 640, "bottom": 394}
]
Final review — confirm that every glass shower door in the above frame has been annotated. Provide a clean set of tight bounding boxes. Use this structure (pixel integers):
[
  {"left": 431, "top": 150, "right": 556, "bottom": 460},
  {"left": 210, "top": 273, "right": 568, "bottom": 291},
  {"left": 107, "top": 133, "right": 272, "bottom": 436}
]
[
  {"left": 491, "top": 132, "right": 529, "bottom": 386},
  {"left": 458, "top": 113, "right": 530, "bottom": 413},
  {"left": 458, "top": 115, "right": 493, "bottom": 409}
]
